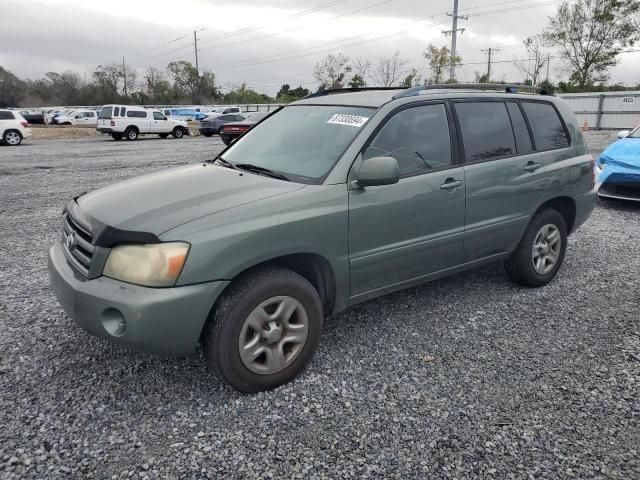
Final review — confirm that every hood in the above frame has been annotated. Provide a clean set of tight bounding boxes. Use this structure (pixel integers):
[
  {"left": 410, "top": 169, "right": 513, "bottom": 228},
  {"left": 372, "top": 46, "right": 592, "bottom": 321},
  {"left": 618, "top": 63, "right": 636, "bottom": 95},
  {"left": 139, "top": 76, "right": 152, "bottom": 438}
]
[
  {"left": 599, "top": 138, "right": 640, "bottom": 169},
  {"left": 77, "top": 164, "right": 304, "bottom": 234}
]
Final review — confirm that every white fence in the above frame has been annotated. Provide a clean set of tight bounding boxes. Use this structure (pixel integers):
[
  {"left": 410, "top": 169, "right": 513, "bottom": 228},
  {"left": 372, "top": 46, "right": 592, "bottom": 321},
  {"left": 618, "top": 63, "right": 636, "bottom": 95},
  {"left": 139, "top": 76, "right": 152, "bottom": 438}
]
[{"left": 558, "top": 92, "right": 640, "bottom": 130}]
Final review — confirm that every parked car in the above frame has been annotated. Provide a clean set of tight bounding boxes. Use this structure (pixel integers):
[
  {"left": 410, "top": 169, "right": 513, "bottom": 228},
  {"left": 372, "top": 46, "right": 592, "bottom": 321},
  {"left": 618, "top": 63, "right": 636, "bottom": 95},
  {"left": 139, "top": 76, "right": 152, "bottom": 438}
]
[
  {"left": 206, "top": 106, "right": 242, "bottom": 115},
  {"left": 595, "top": 124, "right": 640, "bottom": 201},
  {"left": 16, "top": 109, "right": 44, "bottom": 124},
  {"left": 220, "top": 112, "right": 271, "bottom": 145},
  {"left": 55, "top": 110, "right": 99, "bottom": 126},
  {"left": 97, "top": 105, "right": 189, "bottom": 140},
  {"left": 0, "top": 110, "right": 32, "bottom": 146},
  {"left": 199, "top": 113, "right": 246, "bottom": 137},
  {"left": 49, "top": 86, "right": 596, "bottom": 393},
  {"left": 44, "top": 109, "right": 66, "bottom": 125}
]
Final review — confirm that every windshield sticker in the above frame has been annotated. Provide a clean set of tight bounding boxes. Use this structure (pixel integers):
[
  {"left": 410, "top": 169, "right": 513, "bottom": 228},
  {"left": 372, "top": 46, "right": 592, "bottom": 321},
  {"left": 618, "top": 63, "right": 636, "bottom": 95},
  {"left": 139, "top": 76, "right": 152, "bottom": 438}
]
[{"left": 327, "top": 114, "right": 369, "bottom": 128}]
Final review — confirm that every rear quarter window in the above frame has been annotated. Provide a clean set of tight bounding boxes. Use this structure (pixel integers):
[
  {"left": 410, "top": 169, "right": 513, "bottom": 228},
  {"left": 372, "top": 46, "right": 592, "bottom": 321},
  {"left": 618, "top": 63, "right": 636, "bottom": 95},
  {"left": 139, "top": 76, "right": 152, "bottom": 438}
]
[
  {"left": 127, "top": 111, "right": 147, "bottom": 118},
  {"left": 0, "top": 111, "right": 16, "bottom": 120},
  {"left": 521, "top": 101, "right": 570, "bottom": 151}
]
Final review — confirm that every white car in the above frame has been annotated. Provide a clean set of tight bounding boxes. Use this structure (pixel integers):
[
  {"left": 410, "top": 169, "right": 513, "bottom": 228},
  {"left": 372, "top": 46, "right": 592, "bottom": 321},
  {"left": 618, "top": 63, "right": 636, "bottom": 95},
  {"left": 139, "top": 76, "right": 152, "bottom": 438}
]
[
  {"left": 0, "top": 110, "right": 32, "bottom": 146},
  {"left": 56, "top": 110, "right": 99, "bottom": 126},
  {"left": 97, "top": 104, "right": 190, "bottom": 140},
  {"left": 44, "top": 109, "right": 65, "bottom": 125}
]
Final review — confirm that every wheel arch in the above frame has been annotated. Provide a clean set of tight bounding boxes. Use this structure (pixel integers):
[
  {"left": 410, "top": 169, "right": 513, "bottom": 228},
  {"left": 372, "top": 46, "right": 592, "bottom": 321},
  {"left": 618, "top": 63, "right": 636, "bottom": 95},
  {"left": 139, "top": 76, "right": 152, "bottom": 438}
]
[
  {"left": 199, "top": 252, "right": 337, "bottom": 341},
  {"left": 534, "top": 196, "right": 577, "bottom": 234}
]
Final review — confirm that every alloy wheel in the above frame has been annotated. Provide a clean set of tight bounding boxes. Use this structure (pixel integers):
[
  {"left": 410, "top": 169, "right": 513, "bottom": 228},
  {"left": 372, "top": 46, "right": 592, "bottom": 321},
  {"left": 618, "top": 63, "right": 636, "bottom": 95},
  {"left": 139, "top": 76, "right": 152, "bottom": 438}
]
[{"left": 532, "top": 224, "right": 561, "bottom": 275}]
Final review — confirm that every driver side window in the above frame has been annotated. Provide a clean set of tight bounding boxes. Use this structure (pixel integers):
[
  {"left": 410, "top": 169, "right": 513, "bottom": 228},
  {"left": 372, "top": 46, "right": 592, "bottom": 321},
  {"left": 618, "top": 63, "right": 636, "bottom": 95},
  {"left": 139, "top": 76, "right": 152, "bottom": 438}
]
[
  {"left": 363, "top": 104, "right": 452, "bottom": 177},
  {"left": 153, "top": 112, "right": 167, "bottom": 121}
]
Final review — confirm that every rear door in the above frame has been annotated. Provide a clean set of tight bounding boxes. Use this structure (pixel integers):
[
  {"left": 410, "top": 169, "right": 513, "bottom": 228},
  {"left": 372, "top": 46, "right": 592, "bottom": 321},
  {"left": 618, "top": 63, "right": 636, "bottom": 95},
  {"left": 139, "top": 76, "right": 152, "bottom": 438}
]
[
  {"left": 348, "top": 102, "right": 466, "bottom": 298},
  {"left": 453, "top": 100, "right": 546, "bottom": 261}
]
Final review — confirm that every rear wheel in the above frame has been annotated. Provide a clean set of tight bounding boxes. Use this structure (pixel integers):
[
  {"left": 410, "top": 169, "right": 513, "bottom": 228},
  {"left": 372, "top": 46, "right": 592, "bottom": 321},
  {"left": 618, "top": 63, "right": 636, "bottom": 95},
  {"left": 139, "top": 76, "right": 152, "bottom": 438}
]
[
  {"left": 504, "top": 208, "right": 567, "bottom": 287},
  {"left": 111, "top": 133, "right": 123, "bottom": 140},
  {"left": 172, "top": 127, "right": 184, "bottom": 139},
  {"left": 124, "top": 127, "right": 138, "bottom": 141},
  {"left": 159, "top": 133, "right": 169, "bottom": 139},
  {"left": 221, "top": 135, "right": 231, "bottom": 145},
  {"left": 203, "top": 266, "right": 323, "bottom": 393},
  {"left": 3, "top": 130, "right": 22, "bottom": 146},
  {"left": 203, "top": 132, "right": 213, "bottom": 137}
]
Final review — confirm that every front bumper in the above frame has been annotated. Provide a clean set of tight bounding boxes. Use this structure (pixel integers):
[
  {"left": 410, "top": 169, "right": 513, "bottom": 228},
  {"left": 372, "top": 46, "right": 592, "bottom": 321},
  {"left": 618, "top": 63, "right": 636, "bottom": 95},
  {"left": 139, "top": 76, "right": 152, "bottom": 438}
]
[{"left": 48, "top": 243, "right": 229, "bottom": 356}]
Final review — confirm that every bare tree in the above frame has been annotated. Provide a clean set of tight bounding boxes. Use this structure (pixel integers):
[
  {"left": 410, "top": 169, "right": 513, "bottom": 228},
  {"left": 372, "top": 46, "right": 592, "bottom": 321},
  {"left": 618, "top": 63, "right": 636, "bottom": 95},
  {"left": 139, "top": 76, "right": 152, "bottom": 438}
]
[
  {"left": 313, "top": 53, "right": 352, "bottom": 89},
  {"left": 513, "top": 36, "right": 547, "bottom": 86},
  {"left": 372, "top": 50, "right": 407, "bottom": 87}
]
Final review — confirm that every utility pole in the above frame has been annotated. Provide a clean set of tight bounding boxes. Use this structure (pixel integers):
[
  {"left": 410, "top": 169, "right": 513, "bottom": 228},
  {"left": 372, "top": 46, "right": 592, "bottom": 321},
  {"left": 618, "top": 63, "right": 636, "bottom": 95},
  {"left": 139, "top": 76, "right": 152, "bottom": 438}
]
[
  {"left": 443, "top": 0, "right": 468, "bottom": 83},
  {"left": 481, "top": 48, "right": 499, "bottom": 81},
  {"left": 193, "top": 30, "right": 199, "bottom": 75},
  {"left": 122, "top": 56, "right": 127, "bottom": 96}
]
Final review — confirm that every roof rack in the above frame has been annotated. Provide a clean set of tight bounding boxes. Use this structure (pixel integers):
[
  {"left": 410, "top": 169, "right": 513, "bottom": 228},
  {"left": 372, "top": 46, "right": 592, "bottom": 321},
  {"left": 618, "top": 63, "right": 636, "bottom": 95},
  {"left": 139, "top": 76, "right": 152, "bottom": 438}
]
[
  {"left": 303, "top": 87, "right": 402, "bottom": 99},
  {"left": 392, "top": 83, "right": 541, "bottom": 99}
]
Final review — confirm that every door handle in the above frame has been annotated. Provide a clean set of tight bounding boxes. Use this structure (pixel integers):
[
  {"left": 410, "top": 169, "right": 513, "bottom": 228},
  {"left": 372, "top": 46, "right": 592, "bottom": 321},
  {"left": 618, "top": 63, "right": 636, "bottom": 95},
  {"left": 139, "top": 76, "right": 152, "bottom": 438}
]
[
  {"left": 440, "top": 178, "right": 463, "bottom": 190},
  {"left": 524, "top": 162, "right": 542, "bottom": 172}
]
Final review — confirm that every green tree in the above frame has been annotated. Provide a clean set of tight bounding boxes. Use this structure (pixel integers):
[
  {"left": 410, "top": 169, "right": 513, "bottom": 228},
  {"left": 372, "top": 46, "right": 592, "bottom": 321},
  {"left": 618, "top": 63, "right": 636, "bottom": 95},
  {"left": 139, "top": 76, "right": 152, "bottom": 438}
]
[
  {"left": 224, "top": 83, "right": 274, "bottom": 104},
  {"left": 276, "top": 84, "right": 310, "bottom": 103},
  {"left": 167, "top": 61, "right": 219, "bottom": 103},
  {"left": 423, "top": 45, "right": 461, "bottom": 84},
  {"left": 0, "top": 66, "right": 26, "bottom": 107},
  {"left": 92, "top": 63, "right": 123, "bottom": 103},
  {"left": 400, "top": 69, "right": 422, "bottom": 88},
  {"left": 143, "top": 67, "right": 173, "bottom": 103},
  {"left": 473, "top": 71, "right": 490, "bottom": 83},
  {"left": 348, "top": 74, "right": 367, "bottom": 88},
  {"left": 543, "top": 0, "right": 640, "bottom": 89}
]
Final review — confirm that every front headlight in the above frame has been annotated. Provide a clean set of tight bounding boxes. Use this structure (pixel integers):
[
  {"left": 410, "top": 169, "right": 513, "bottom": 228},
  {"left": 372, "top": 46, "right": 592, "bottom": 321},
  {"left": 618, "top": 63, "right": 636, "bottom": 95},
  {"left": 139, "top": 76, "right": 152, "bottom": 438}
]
[{"left": 103, "top": 242, "right": 190, "bottom": 287}]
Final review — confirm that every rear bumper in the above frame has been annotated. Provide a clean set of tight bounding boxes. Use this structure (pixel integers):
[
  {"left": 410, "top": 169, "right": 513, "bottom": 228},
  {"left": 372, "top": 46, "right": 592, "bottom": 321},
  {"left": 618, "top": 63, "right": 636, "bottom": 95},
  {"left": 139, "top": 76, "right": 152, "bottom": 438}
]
[
  {"left": 48, "top": 243, "right": 229, "bottom": 356},
  {"left": 97, "top": 127, "right": 114, "bottom": 133},
  {"left": 22, "top": 129, "right": 32, "bottom": 139},
  {"left": 198, "top": 127, "right": 216, "bottom": 134}
]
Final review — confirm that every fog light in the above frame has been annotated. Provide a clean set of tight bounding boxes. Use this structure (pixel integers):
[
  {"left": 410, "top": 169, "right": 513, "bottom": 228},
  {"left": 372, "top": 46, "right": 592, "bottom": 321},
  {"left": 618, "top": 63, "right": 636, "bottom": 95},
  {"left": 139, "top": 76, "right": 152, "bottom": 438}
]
[{"left": 102, "top": 308, "right": 126, "bottom": 337}]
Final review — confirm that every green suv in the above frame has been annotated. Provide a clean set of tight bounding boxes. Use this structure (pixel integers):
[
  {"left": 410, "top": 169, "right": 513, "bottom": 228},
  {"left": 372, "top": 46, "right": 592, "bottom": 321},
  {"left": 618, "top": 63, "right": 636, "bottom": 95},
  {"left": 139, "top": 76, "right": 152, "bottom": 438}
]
[{"left": 48, "top": 86, "right": 596, "bottom": 392}]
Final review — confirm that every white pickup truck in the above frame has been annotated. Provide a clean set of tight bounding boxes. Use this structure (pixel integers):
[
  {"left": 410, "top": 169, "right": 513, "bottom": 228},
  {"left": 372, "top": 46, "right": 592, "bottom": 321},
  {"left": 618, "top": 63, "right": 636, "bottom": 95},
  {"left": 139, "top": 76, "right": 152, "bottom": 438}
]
[{"left": 97, "top": 104, "right": 189, "bottom": 141}]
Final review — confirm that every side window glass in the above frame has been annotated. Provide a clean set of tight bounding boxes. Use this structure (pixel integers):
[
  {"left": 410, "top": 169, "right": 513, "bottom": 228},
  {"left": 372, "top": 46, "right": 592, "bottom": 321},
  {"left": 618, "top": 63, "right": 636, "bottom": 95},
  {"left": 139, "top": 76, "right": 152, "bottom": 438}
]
[
  {"left": 363, "top": 104, "right": 452, "bottom": 176},
  {"left": 114, "top": 107, "right": 120, "bottom": 116},
  {"left": 121, "top": 107, "right": 126, "bottom": 117},
  {"left": 521, "top": 101, "right": 570, "bottom": 150},
  {"left": 506, "top": 102, "right": 533, "bottom": 154},
  {"left": 454, "top": 101, "right": 516, "bottom": 162},
  {"left": 153, "top": 112, "right": 167, "bottom": 120}
]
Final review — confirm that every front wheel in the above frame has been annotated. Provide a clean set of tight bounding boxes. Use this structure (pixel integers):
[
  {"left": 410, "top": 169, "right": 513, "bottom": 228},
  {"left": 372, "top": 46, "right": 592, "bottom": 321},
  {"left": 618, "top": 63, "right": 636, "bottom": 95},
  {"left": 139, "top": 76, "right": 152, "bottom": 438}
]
[
  {"left": 203, "top": 267, "right": 323, "bottom": 393},
  {"left": 172, "top": 127, "right": 185, "bottom": 139},
  {"left": 504, "top": 208, "right": 567, "bottom": 287},
  {"left": 3, "top": 130, "right": 22, "bottom": 146}
]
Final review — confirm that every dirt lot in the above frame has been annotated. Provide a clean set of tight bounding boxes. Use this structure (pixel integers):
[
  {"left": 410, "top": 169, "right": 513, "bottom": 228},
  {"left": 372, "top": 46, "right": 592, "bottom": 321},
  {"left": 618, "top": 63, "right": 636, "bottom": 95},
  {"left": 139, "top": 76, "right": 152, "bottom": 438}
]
[
  {"left": 29, "top": 122, "right": 201, "bottom": 140},
  {"left": 0, "top": 133, "right": 638, "bottom": 479}
]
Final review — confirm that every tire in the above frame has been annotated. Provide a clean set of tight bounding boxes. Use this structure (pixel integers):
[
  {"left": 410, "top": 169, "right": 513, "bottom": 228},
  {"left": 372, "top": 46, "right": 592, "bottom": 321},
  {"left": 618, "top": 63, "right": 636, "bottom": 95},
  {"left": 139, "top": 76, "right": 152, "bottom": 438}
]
[
  {"left": 159, "top": 133, "right": 169, "bottom": 139},
  {"left": 221, "top": 135, "right": 231, "bottom": 145},
  {"left": 203, "top": 133, "right": 213, "bottom": 137},
  {"left": 3, "top": 130, "right": 22, "bottom": 146},
  {"left": 111, "top": 133, "right": 123, "bottom": 140},
  {"left": 172, "top": 127, "right": 184, "bottom": 139},
  {"left": 203, "top": 266, "right": 324, "bottom": 393},
  {"left": 504, "top": 208, "right": 567, "bottom": 287},
  {"left": 124, "top": 127, "right": 138, "bottom": 141},
  {"left": 217, "top": 126, "right": 224, "bottom": 135}
]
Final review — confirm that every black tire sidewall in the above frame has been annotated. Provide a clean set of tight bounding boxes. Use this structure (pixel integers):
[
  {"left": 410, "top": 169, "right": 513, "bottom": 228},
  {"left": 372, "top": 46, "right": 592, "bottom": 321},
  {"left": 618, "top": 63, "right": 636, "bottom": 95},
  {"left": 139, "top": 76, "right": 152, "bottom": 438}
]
[
  {"left": 173, "top": 128, "right": 184, "bottom": 138},
  {"left": 507, "top": 209, "right": 568, "bottom": 287},
  {"left": 3, "top": 130, "right": 21, "bottom": 146},
  {"left": 205, "top": 268, "right": 323, "bottom": 393},
  {"left": 125, "top": 128, "right": 137, "bottom": 141}
]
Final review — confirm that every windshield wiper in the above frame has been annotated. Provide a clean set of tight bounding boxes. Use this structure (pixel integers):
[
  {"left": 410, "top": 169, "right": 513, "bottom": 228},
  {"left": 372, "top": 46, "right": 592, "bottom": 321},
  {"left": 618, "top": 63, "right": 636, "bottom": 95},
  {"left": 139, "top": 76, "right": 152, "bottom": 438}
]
[
  {"left": 235, "top": 163, "right": 291, "bottom": 181},
  {"left": 209, "top": 156, "right": 238, "bottom": 170}
]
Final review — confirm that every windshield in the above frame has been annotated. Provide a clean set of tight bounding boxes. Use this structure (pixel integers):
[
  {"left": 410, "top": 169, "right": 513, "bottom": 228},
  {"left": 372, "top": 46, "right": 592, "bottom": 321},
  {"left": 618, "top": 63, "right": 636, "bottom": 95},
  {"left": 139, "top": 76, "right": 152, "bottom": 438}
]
[
  {"left": 628, "top": 126, "right": 640, "bottom": 138},
  {"left": 222, "top": 105, "right": 374, "bottom": 183}
]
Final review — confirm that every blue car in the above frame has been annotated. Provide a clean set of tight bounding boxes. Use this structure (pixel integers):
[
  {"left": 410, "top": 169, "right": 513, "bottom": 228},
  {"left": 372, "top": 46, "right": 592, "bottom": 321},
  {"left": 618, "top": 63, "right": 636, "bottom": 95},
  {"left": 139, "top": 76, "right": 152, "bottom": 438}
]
[
  {"left": 162, "top": 108, "right": 207, "bottom": 121},
  {"left": 596, "top": 125, "right": 640, "bottom": 201}
]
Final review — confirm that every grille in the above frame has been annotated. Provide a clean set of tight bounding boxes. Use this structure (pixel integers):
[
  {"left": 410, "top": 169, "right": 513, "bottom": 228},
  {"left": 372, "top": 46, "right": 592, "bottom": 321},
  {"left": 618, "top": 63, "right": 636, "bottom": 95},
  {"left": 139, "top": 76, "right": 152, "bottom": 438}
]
[
  {"left": 601, "top": 182, "right": 640, "bottom": 200},
  {"left": 62, "top": 213, "right": 95, "bottom": 276}
]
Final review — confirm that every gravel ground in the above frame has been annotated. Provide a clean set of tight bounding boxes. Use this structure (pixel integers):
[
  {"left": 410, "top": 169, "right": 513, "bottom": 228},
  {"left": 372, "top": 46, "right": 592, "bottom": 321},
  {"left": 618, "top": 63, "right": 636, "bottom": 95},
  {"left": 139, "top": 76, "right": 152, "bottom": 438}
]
[{"left": 0, "top": 133, "right": 639, "bottom": 479}]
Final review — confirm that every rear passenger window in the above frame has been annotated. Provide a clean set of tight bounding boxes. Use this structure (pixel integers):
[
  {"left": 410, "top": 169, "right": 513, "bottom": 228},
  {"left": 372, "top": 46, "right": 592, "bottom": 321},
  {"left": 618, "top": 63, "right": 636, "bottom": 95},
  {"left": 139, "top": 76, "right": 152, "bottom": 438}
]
[
  {"left": 0, "top": 111, "right": 16, "bottom": 120},
  {"left": 114, "top": 107, "right": 120, "bottom": 116},
  {"left": 120, "top": 107, "right": 126, "bottom": 117},
  {"left": 364, "top": 103, "right": 452, "bottom": 176},
  {"left": 521, "top": 102, "right": 569, "bottom": 150},
  {"left": 506, "top": 102, "right": 533, "bottom": 154},
  {"left": 127, "top": 111, "right": 147, "bottom": 118},
  {"left": 454, "top": 102, "right": 516, "bottom": 162}
]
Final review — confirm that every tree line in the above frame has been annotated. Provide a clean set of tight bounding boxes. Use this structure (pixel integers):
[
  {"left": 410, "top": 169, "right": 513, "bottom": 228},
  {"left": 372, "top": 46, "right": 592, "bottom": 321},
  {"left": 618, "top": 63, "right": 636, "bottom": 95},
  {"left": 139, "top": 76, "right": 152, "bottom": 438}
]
[{"left": 1, "top": 0, "right": 638, "bottom": 108}]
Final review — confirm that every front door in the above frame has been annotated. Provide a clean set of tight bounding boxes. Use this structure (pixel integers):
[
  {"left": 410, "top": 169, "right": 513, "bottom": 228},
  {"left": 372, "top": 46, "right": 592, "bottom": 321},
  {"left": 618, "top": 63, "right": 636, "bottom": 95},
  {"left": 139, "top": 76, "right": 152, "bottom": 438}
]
[
  {"left": 152, "top": 111, "right": 169, "bottom": 133},
  {"left": 348, "top": 102, "right": 466, "bottom": 299}
]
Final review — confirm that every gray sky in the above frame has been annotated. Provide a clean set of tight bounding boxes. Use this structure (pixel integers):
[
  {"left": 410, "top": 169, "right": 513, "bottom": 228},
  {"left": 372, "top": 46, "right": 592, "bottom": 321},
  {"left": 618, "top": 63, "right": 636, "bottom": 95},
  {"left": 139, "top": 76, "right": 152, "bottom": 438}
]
[{"left": 2, "top": 0, "right": 638, "bottom": 96}]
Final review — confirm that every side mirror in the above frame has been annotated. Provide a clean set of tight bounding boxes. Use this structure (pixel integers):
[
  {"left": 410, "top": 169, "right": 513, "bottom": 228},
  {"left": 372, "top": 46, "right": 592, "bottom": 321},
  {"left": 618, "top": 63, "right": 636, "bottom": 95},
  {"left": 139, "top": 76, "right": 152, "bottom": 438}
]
[
  {"left": 617, "top": 130, "right": 630, "bottom": 139},
  {"left": 356, "top": 156, "right": 400, "bottom": 187}
]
